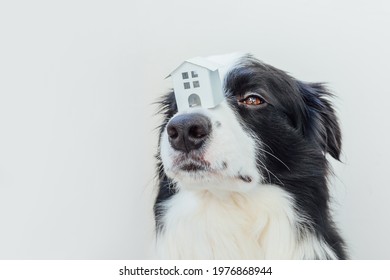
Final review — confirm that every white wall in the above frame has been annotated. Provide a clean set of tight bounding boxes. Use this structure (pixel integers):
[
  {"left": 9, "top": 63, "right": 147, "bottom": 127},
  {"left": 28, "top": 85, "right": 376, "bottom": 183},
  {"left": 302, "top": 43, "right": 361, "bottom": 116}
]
[{"left": 0, "top": 0, "right": 389, "bottom": 259}]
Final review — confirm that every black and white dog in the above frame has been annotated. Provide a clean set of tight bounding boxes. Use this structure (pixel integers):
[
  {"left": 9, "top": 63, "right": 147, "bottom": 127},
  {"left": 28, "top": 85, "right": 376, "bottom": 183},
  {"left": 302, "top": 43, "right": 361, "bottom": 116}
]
[{"left": 154, "top": 54, "right": 347, "bottom": 259}]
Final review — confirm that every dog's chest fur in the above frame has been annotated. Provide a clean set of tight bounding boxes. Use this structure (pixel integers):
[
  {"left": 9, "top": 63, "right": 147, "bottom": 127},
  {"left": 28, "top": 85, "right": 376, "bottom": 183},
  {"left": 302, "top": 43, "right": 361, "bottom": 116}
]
[{"left": 156, "top": 183, "right": 337, "bottom": 260}]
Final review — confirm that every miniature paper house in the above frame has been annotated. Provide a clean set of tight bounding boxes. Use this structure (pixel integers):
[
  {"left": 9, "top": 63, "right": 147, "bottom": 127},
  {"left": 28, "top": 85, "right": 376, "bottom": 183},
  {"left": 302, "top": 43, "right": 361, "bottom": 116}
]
[{"left": 169, "top": 56, "right": 225, "bottom": 111}]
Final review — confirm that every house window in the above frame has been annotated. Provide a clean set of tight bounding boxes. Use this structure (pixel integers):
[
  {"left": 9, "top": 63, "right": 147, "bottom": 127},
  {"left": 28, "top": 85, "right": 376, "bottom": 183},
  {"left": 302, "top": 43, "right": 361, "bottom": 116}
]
[
  {"left": 182, "top": 71, "right": 199, "bottom": 89},
  {"left": 182, "top": 72, "right": 189, "bottom": 79}
]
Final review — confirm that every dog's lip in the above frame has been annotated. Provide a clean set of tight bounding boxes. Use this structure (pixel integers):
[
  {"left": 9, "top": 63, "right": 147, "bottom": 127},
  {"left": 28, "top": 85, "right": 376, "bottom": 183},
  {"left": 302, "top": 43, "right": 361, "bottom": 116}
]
[
  {"left": 180, "top": 162, "right": 207, "bottom": 172},
  {"left": 173, "top": 153, "right": 211, "bottom": 172},
  {"left": 171, "top": 155, "right": 253, "bottom": 182}
]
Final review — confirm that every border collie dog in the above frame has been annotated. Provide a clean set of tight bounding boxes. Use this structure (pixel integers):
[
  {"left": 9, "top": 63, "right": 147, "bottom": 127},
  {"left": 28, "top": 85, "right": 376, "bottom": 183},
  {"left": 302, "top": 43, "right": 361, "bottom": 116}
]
[{"left": 154, "top": 54, "right": 347, "bottom": 259}]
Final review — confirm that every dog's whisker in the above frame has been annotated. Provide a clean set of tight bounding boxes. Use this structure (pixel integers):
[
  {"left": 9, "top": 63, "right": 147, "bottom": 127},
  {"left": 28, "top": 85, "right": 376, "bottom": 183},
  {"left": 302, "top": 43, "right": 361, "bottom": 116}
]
[
  {"left": 257, "top": 158, "right": 284, "bottom": 185},
  {"left": 257, "top": 147, "right": 291, "bottom": 171}
]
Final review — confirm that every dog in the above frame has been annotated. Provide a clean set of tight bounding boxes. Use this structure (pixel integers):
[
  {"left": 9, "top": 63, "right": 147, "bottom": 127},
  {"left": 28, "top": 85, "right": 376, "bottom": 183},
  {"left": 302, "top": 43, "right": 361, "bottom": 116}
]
[{"left": 154, "top": 53, "right": 347, "bottom": 259}]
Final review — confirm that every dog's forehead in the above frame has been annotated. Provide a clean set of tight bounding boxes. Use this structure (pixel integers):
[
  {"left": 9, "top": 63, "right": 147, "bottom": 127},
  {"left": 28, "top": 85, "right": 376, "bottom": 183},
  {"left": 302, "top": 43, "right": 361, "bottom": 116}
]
[
  {"left": 206, "top": 53, "right": 273, "bottom": 93},
  {"left": 224, "top": 56, "right": 275, "bottom": 90},
  {"left": 224, "top": 56, "right": 295, "bottom": 94}
]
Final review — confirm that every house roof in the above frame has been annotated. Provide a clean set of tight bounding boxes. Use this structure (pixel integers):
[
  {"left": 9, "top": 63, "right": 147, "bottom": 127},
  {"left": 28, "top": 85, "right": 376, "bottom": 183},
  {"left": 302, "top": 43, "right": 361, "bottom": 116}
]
[{"left": 167, "top": 56, "right": 223, "bottom": 77}]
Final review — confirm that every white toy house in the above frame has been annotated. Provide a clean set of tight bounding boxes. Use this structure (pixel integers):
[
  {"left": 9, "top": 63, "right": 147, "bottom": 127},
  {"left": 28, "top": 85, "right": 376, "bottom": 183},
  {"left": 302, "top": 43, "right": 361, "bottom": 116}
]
[{"left": 169, "top": 56, "right": 225, "bottom": 111}]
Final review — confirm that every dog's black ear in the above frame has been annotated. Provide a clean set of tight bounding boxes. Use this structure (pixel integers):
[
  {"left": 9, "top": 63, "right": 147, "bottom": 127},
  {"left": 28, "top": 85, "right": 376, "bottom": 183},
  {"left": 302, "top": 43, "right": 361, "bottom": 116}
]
[{"left": 297, "top": 81, "right": 342, "bottom": 160}]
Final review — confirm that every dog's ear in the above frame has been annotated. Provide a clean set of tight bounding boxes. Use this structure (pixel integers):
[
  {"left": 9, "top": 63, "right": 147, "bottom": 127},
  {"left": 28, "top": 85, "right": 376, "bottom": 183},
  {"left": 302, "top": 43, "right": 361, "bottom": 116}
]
[{"left": 296, "top": 81, "right": 342, "bottom": 160}]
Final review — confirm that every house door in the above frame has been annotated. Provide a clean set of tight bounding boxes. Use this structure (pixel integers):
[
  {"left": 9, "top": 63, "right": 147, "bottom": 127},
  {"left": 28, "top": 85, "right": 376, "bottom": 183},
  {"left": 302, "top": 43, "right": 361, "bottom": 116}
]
[{"left": 188, "top": 94, "right": 201, "bottom": 107}]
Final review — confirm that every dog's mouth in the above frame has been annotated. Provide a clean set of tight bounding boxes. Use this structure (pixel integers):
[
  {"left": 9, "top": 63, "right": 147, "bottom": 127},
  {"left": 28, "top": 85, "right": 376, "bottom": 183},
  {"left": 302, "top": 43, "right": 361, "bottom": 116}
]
[
  {"left": 174, "top": 153, "right": 211, "bottom": 173},
  {"left": 169, "top": 152, "right": 255, "bottom": 185},
  {"left": 180, "top": 162, "right": 207, "bottom": 172}
]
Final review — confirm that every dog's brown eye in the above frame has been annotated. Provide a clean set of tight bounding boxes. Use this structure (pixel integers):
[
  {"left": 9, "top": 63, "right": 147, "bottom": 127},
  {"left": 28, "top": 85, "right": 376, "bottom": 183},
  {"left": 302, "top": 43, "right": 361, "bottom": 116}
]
[{"left": 240, "top": 95, "right": 265, "bottom": 106}]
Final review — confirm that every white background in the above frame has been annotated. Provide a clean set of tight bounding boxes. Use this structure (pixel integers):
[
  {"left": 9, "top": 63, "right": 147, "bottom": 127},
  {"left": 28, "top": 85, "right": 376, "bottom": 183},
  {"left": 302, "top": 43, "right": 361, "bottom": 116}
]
[{"left": 0, "top": 0, "right": 389, "bottom": 259}]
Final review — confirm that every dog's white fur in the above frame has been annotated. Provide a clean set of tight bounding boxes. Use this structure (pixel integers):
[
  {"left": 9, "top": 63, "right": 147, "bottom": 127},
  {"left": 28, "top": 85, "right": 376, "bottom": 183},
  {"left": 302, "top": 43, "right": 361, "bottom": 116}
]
[{"left": 156, "top": 185, "right": 337, "bottom": 259}]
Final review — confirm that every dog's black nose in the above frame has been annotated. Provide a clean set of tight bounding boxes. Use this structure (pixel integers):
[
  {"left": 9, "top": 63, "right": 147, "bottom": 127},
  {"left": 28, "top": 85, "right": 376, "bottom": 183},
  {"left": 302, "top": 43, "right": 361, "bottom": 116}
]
[{"left": 167, "top": 113, "right": 211, "bottom": 153}]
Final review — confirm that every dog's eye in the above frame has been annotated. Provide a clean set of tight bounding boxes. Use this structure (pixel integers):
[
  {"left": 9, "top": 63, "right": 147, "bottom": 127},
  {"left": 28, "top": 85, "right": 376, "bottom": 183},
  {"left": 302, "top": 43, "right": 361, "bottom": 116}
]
[{"left": 239, "top": 95, "right": 265, "bottom": 106}]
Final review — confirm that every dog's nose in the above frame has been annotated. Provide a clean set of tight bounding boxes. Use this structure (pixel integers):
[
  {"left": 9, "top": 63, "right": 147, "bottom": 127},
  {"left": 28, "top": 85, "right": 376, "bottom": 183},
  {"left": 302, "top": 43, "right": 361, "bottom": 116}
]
[{"left": 167, "top": 113, "right": 212, "bottom": 153}]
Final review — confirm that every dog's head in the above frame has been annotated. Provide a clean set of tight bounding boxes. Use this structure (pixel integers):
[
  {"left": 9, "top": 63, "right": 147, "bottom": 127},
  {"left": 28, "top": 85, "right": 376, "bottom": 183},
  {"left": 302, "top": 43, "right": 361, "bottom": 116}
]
[{"left": 157, "top": 54, "right": 341, "bottom": 193}]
